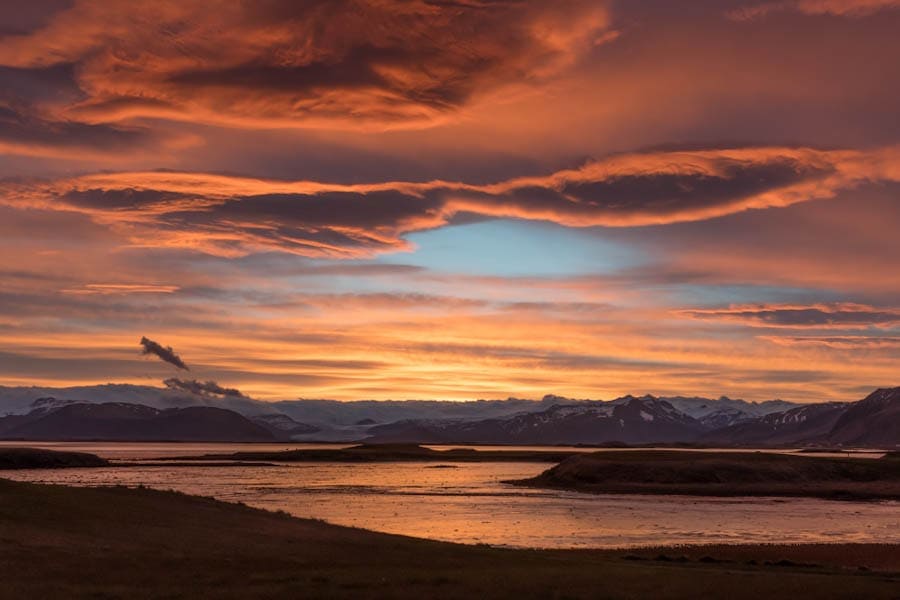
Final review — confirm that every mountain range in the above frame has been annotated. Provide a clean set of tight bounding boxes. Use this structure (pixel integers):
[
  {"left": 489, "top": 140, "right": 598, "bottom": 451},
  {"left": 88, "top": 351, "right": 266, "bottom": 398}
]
[
  {"left": 0, "top": 402, "right": 275, "bottom": 442},
  {"left": 0, "top": 385, "right": 897, "bottom": 447}
]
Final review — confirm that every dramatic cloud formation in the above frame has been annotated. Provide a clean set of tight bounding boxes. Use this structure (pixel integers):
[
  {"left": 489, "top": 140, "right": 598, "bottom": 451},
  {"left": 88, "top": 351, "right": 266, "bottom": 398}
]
[
  {"left": 0, "top": 0, "right": 611, "bottom": 137},
  {"left": 4, "top": 145, "right": 897, "bottom": 258},
  {"left": 0, "top": 63, "right": 196, "bottom": 159},
  {"left": 731, "top": 0, "right": 900, "bottom": 20},
  {"left": 139, "top": 336, "right": 189, "bottom": 370},
  {"left": 680, "top": 303, "right": 900, "bottom": 329},
  {"left": 163, "top": 377, "right": 246, "bottom": 398},
  {"left": 0, "top": 2, "right": 897, "bottom": 402}
]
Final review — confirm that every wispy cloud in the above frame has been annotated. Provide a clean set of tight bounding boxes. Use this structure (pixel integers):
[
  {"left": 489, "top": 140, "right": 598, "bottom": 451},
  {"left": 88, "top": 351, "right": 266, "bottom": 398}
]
[
  {"left": 761, "top": 335, "right": 900, "bottom": 348},
  {"left": 61, "top": 283, "right": 179, "bottom": 295}
]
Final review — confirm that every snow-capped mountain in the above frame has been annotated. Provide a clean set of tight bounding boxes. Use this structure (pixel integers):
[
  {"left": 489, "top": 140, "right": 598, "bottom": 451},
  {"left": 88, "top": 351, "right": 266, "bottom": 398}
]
[
  {"left": 661, "top": 396, "right": 799, "bottom": 421},
  {"left": 366, "top": 396, "right": 708, "bottom": 444},
  {"left": 825, "top": 388, "right": 900, "bottom": 446},
  {"left": 699, "top": 402, "right": 850, "bottom": 445},
  {"left": 0, "top": 384, "right": 278, "bottom": 417},
  {"left": 0, "top": 384, "right": 895, "bottom": 446},
  {"left": 0, "top": 401, "right": 275, "bottom": 442},
  {"left": 249, "top": 413, "right": 321, "bottom": 437}
]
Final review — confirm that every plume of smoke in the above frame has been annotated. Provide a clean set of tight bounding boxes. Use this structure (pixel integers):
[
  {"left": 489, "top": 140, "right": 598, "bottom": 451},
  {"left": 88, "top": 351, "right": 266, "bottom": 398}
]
[
  {"left": 163, "top": 378, "right": 246, "bottom": 398},
  {"left": 140, "top": 336, "right": 189, "bottom": 370}
]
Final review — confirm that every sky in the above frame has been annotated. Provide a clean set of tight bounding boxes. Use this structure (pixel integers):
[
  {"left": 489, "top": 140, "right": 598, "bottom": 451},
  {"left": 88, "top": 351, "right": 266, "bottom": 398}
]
[{"left": 0, "top": 0, "right": 898, "bottom": 402}]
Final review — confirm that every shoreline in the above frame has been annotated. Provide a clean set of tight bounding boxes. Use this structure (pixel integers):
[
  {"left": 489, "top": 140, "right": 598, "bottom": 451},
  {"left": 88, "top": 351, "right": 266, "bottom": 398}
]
[
  {"left": 509, "top": 450, "right": 900, "bottom": 501},
  {"left": 0, "top": 477, "right": 898, "bottom": 599}
]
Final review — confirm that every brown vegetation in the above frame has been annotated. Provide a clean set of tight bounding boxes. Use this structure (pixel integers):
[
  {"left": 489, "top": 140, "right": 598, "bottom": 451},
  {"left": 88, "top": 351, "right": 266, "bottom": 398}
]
[{"left": 0, "top": 477, "right": 897, "bottom": 599}]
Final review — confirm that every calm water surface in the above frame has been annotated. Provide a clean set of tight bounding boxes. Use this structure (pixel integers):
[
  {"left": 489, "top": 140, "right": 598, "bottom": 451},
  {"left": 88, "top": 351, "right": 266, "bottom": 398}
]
[{"left": 1, "top": 442, "right": 896, "bottom": 549}]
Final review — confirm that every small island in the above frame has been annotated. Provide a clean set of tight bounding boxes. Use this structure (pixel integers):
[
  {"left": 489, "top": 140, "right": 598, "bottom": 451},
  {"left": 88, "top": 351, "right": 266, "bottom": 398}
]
[{"left": 509, "top": 450, "right": 900, "bottom": 500}]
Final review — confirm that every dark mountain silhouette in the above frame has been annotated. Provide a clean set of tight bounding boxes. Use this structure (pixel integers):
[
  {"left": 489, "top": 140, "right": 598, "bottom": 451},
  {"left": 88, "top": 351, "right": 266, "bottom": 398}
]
[
  {"left": 367, "top": 388, "right": 900, "bottom": 447},
  {"left": 698, "top": 387, "right": 900, "bottom": 448},
  {"left": 0, "top": 385, "right": 798, "bottom": 440},
  {"left": 698, "top": 402, "right": 850, "bottom": 446},
  {"left": 0, "top": 387, "right": 895, "bottom": 446},
  {"left": 366, "top": 396, "right": 708, "bottom": 445},
  {"left": 825, "top": 388, "right": 900, "bottom": 446},
  {"left": 0, "top": 402, "right": 274, "bottom": 442}
]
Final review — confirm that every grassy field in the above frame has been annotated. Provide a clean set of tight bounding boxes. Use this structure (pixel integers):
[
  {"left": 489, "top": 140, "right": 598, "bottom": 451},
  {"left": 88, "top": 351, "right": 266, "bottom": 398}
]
[
  {"left": 512, "top": 450, "right": 900, "bottom": 500},
  {"left": 0, "top": 477, "right": 897, "bottom": 599}
]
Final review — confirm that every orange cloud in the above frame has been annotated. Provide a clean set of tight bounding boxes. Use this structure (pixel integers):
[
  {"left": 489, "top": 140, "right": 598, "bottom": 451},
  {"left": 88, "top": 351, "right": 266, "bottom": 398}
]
[
  {"left": 3, "top": 144, "right": 897, "bottom": 258},
  {"left": 1, "top": 297, "right": 893, "bottom": 402},
  {"left": 0, "top": 1, "right": 612, "bottom": 133},
  {"left": 60, "top": 284, "right": 180, "bottom": 295}
]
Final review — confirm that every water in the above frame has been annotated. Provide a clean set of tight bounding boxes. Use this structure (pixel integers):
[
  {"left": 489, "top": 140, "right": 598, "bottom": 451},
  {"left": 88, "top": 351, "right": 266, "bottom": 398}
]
[
  {"left": 2, "top": 442, "right": 896, "bottom": 548},
  {"left": 0, "top": 441, "right": 884, "bottom": 461}
]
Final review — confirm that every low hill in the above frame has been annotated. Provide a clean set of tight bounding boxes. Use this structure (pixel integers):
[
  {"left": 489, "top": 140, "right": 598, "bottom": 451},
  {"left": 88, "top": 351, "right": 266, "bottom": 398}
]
[
  {"left": 511, "top": 450, "right": 900, "bottom": 500},
  {"left": 163, "top": 443, "right": 581, "bottom": 463},
  {"left": 0, "top": 447, "right": 108, "bottom": 469}
]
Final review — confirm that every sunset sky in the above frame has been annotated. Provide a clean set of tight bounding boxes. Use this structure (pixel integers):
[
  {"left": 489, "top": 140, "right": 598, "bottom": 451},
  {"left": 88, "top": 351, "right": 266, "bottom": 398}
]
[{"left": 1, "top": 0, "right": 898, "bottom": 402}]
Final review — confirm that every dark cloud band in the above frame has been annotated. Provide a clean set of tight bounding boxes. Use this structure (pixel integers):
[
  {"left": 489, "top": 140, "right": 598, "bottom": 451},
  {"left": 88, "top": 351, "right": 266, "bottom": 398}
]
[
  {"left": 4, "top": 144, "right": 894, "bottom": 258},
  {"left": 680, "top": 303, "right": 900, "bottom": 329}
]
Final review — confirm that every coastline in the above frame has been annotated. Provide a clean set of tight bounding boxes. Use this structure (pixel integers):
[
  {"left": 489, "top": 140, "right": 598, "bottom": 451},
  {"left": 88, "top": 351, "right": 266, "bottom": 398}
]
[{"left": 0, "top": 477, "right": 898, "bottom": 599}]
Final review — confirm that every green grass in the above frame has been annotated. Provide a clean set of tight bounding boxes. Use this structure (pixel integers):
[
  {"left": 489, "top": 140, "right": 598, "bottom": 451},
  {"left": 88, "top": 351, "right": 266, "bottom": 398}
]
[{"left": 0, "top": 477, "right": 897, "bottom": 599}]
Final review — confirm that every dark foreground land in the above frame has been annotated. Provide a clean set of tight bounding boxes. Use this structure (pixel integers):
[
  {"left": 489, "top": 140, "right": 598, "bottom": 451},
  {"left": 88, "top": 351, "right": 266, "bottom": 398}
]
[
  {"left": 512, "top": 450, "right": 900, "bottom": 500},
  {"left": 0, "top": 478, "right": 898, "bottom": 599},
  {"left": 162, "top": 443, "right": 582, "bottom": 463}
]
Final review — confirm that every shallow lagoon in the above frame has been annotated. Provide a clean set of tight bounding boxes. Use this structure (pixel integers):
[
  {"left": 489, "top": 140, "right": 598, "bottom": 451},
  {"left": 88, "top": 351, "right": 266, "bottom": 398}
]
[{"left": 1, "top": 442, "right": 896, "bottom": 549}]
